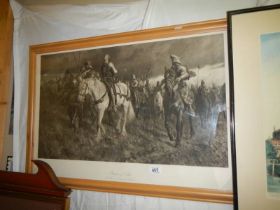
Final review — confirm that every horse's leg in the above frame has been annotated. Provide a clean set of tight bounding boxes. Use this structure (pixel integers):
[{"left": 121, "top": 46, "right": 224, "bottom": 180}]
[
  {"left": 199, "top": 112, "right": 203, "bottom": 128},
  {"left": 189, "top": 115, "right": 195, "bottom": 138},
  {"left": 76, "top": 103, "right": 83, "bottom": 128},
  {"left": 160, "top": 109, "right": 164, "bottom": 120},
  {"left": 201, "top": 110, "right": 207, "bottom": 128},
  {"left": 116, "top": 104, "right": 122, "bottom": 134},
  {"left": 208, "top": 107, "right": 219, "bottom": 145},
  {"left": 116, "top": 114, "right": 121, "bottom": 133},
  {"left": 175, "top": 109, "right": 183, "bottom": 147},
  {"left": 73, "top": 108, "right": 79, "bottom": 132},
  {"left": 96, "top": 107, "right": 105, "bottom": 143},
  {"left": 180, "top": 115, "right": 184, "bottom": 140},
  {"left": 120, "top": 103, "right": 128, "bottom": 137},
  {"left": 164, "top": 108, "right": 174, "bottom": 141}
]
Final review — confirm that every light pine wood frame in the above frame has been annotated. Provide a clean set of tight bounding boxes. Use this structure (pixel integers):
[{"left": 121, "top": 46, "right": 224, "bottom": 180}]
[
  {"left": 0, "top": 0, "right": 13, "bottom": 169},
  {"left": 26, "top": 19, "right": 233, "bottom": 204}
]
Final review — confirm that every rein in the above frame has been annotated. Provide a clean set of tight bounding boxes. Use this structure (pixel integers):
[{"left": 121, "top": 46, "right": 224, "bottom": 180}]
[{"left": 93, "top": 91, "right": 107, "bottom": 105}]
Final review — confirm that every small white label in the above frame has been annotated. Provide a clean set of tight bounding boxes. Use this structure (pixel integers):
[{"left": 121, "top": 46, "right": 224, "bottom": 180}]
[{"left": 150, "top": 166, "right": 161, "bottom": 174}]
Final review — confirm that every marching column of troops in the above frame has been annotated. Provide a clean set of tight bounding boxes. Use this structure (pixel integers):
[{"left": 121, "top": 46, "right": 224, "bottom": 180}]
[{"left": 60, "top": 53, "right": 203, "bottom": 119}]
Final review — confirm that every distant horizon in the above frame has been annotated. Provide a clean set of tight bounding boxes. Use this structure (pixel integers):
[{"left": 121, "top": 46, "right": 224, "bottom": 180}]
[
  {"left": 41, "top": 33, "right": 225, "bottom": 78},
  {"left": 41, "top": 61, "right": 226, "bottom": 90}
]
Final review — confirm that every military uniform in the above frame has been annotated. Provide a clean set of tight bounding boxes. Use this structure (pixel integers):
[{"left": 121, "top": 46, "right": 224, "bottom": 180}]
[
  {"left": 198, "top": 80, "right": 208, "bottom": 98},
  {"left": 130, "top": 75, "right": 140, "bottom": 114},
  {"left": 101, "top": 62, "right": 117, "bottom": 83},
  {"left": 100, "top": 54, "right": 118, "bottom": 110},
  {"left": 164, "top": 55, "right": 190, "bottom": 99}
]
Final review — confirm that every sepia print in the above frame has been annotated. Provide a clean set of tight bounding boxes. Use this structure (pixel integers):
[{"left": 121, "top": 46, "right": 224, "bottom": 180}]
[{"left": 39, "top": 32, "right": 228, "bottom": 167}]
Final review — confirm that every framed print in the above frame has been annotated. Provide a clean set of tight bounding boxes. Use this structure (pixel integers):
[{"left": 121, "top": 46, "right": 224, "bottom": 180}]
[
  {"left": 27, "top": 19, "right": 233, "bottom": 203},
  {"left": 228, "top": 4, "right": 280, "bottom": 210}
]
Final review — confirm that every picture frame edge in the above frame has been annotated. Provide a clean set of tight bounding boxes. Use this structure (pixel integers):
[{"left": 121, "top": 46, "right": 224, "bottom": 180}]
[{"left": 26, "top": 18, "right": 232, "bottom": 203}]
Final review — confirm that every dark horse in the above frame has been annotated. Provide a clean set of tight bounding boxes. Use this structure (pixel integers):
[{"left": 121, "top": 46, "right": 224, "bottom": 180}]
[
  {"left": 163, "top": 81, "right": 195, "bottom": 147},
  {"left": 195, "top": 88, "right": 211, "bottom": 128}
]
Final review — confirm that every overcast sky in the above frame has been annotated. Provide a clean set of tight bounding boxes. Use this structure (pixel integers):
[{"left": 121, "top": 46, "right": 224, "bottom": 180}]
[
  {"left": 260, "top": 32, "right": 280, "bottom": 139},
  {"left": 41, "top": 32, "right": 225, "bottom": 80}
]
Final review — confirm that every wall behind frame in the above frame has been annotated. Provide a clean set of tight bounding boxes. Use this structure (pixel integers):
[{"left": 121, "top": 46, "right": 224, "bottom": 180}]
[{"left": 9, "top": 0, "right": 280, "bottom": 210}]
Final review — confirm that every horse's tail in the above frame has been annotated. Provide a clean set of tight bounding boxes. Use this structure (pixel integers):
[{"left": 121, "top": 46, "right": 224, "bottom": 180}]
[{"left": 127, "top": 101, "right": 135, "bottom": 122}]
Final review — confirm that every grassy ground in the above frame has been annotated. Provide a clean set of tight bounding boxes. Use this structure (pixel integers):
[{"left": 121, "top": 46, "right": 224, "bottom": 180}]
[{"left": 38, "top": 95, "right": 228, "bottom": 167}]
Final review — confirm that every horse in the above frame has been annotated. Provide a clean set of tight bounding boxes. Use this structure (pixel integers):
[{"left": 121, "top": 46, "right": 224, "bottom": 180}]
[
  {"left": 153, "top": 90, "right": 164, "bottom": 119},
  {"left": 163, "top": 80, "right": 195, "bottom": 147},
  {"left": 195, "top": 87, "right": 211, "bottom": 129},
  {"left": 77, "top": 76, "right": 135, "bottom": 141}
]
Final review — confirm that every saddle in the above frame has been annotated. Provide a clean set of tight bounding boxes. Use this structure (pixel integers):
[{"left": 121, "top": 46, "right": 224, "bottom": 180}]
[{"left": 103, "top": 81, "right": 130, "bottom": 111}]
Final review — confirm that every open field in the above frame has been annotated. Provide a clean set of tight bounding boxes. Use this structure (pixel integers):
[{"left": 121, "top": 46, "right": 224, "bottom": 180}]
[{"left": 38, "top": 92, "right": 228, "bottom": 167}]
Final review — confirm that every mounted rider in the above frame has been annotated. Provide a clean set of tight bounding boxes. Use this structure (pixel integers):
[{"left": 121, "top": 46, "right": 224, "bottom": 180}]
[
  {"left": 77, "top": 60, "right": 96, "bottom": 109},
  {"left": 164, "top": 54, "right": 196, "bottom": 114},
  {"left": 164, "top": 55, "right": 193, "bottom": 96},
  {"left": 100, "top": 54, "right": 118, "bottom": 111}
]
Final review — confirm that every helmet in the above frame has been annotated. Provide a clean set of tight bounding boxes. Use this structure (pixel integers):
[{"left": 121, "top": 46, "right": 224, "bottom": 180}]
[
  {"left": 104, "top": 54, "right": 110, "bottom": 61},
  {"left": 84, "top": 60, "right": 92, "bottom": 66},
  {"left": 170, "top": 54, "right": 182, "bottom": 64}
]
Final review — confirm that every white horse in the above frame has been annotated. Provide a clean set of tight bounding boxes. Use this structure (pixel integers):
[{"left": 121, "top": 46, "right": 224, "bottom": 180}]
[{"left": 77, "top": 77, "right": 135, "bottom": 141}]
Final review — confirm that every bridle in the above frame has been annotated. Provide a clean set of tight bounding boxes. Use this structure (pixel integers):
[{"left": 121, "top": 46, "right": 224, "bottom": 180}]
[{"left": 78, "top": 80, "right": 107, "bottom": 105}]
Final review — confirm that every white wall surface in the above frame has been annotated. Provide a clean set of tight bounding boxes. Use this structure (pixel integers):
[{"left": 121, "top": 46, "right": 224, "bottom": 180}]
[{"left": 10, "top": 0, "right": 280, "bottom": 209}]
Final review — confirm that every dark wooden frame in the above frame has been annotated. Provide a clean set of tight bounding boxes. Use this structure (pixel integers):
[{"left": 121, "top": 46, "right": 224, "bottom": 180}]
[
  {"left": 228, "top": 4, "right": 280, "bottom": 210},
  {"left": 0, "top": 160, "right": 71, "bottom": 210}
]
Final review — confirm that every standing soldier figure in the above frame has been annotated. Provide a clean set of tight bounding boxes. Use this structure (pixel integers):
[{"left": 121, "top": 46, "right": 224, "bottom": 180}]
[
  {"left": 100, "top": 54, "right": 118, "bottom": 111},
  {"left": 144, "top": 78, "right": 151, "bottom": 98},
  {"left": 130, "top": 74, "right": 140, "bottom": 117}
]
